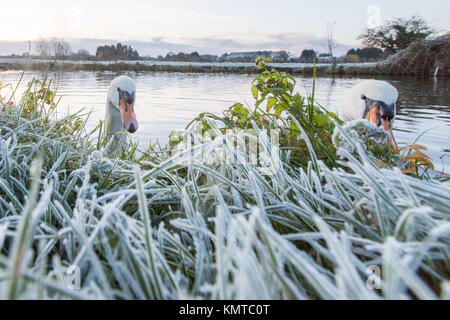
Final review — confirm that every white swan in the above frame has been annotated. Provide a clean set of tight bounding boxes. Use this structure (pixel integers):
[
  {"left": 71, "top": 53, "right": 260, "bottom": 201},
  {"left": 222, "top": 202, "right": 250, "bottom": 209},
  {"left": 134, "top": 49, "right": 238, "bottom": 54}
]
[
  {"left": 342, "top": 80, "right": 398, "bottom": 148},
  {"left": 105, "top": 76, "right": 138, "bottom": 151}
]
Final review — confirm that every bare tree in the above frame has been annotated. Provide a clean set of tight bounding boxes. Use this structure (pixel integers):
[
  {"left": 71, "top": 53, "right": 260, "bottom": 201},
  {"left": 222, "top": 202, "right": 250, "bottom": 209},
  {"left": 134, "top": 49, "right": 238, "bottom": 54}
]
[
  {"left": 61, "top": 41, "right": 72, "bottom": 58},
  {"left": 326, "top": 21, "right": 338, "bottom": 59},
  {"left": 35, "top": 38, "right": 51, "bottom": 58},
  {"left": 34, "top": 38, "right": 72, "bottom": 60},
  {"left": 74, "top": 49, "right": 91, "bottom": 60},
  {"left": 77, "top": 49, "right": 90, "bottom": 56},
  {"left": 51, "top": 38, "right": 71, "bottom": 60}
]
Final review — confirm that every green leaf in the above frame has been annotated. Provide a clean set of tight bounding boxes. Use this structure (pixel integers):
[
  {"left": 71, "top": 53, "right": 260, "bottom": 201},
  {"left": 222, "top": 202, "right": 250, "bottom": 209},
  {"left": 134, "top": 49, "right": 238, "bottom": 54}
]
[
  {"left": 315, "top": 113, "right": 327, "bottom": 127},
  {"left": 267, "top": 97, "right": 277, "bottom": 112},
  {"left": 275, "top": 104, "right": 284, "bottom": 116},
  {"left": 251, "top": 85, "right": 258, "bottom": 100}
]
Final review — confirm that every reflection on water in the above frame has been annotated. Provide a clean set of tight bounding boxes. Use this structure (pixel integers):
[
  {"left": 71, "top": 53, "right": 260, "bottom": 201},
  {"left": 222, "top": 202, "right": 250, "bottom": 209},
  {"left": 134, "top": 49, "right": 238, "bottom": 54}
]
[{"left": 1, "top": 70, "right": 449, "bottom": 171}]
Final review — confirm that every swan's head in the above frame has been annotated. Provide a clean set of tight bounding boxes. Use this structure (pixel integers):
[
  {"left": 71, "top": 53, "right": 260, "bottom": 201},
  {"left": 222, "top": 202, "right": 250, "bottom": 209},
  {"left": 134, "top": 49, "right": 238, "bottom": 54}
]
[
  {"left": 109, "top": 76, "right": 138, "bottom": 134},
  {"left": 361, "top": 94, "right": 396, "bottom": 132},
  {"left": 344, "top": 80, "right": 398, "bottom": 149},
  {"left": 117, "top": 87, "right": 137, "bottom": 133}
]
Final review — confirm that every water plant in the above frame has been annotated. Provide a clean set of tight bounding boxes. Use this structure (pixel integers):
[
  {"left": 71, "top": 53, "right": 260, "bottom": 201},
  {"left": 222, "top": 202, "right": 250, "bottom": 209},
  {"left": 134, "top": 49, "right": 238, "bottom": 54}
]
[{"left": 0, "top": 69, "right": 449, "bottom": 300}]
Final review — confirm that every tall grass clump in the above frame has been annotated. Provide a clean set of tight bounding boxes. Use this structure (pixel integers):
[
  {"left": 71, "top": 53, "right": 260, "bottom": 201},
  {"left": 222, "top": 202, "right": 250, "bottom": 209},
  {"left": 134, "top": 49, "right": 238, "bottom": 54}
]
[{"left": 0, "top": 67, "right": 449, "bottom": 300}]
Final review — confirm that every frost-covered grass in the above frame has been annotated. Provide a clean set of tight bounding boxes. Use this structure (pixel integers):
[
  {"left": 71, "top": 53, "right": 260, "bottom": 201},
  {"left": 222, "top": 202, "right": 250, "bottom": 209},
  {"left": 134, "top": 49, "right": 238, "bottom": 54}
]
[{"left": 0, "top": 79, "right": 449, "bottom": 300}]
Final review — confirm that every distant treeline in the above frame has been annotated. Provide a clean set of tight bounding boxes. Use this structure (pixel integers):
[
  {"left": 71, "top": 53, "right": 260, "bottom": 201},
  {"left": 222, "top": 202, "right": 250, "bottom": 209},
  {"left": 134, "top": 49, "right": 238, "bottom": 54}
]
[
  {"left": 344, "top": 47, "right": 388, "bottom": 62},
  {"left": 4, "top": 35, "right": 449, "bottom": 77},
  {"left": 28, "top": 41, "right": 387, "bottom": 63},
  {"left": 152, "top": 51, "right": 290, "bottom": 63},
  {"left": 155, "top": 52, "right": 219, "bottom": 62},
  {"left": 298, "top": 48, "right": 388, "bottom": 63},
  {"left": 95, "top": 43, "right": 139, "bottom": 60}
]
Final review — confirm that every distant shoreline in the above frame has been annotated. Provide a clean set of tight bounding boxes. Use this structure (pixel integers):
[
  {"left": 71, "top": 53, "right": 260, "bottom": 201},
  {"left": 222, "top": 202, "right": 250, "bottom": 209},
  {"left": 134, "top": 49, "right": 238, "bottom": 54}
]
[
  {"left": 0, "top": 59, "right": 447, "bottom": 78},
  {"left": 2, "top": 35, "right": 447, "bottom": 78}
]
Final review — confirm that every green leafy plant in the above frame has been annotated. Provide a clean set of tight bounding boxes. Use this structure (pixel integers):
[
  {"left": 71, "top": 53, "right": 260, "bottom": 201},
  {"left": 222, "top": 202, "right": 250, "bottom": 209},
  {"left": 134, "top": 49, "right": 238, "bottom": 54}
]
[{"left": 188, "top": 57, "right": 341, "bottom": 168}]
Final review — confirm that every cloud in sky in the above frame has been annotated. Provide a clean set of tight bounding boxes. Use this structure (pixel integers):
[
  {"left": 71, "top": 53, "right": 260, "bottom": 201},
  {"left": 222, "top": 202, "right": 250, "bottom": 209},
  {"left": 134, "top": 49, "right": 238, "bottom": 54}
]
[
  {"left": 0, "top": 32, "right": 354, "bottom": 57},
  {"left": 0, "top": 0, "right": 447, "bottom": 57}
]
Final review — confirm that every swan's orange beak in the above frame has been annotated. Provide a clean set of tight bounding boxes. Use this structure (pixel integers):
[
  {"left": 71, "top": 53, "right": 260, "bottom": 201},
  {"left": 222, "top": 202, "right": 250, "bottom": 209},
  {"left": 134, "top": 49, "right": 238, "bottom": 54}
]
[
  {"left": 120, "top": 98, "right": 138, "bottom": 133},
  {"left": 365, "top": 107, "right": 379, "bottom": 125}
]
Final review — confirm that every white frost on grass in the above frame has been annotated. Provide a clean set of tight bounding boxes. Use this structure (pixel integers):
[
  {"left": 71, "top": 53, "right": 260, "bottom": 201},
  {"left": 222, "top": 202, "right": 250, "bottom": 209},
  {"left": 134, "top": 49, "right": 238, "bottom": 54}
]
[
  {"left": 332, "top": 119, "right": 389, "bottom": 158},
  {"left": 0, "top": 100, "right": 449, "bottom": 300}
]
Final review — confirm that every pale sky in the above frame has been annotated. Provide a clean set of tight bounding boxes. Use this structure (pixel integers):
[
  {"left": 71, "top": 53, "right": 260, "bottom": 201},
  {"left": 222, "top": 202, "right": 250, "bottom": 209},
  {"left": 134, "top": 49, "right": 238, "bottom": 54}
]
[{"left": 0, "top": 0, "right": 449, "bottom": 56}]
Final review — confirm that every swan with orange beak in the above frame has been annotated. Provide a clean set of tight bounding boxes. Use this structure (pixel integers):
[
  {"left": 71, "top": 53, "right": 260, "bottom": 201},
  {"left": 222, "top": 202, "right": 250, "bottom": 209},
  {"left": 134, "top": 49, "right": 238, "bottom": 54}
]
[
  {"left": 105, "top": 75, "right": 138, "bottom": 150},
  {"left": 342, "top": 80, "right": 399, "bottom": 150}
]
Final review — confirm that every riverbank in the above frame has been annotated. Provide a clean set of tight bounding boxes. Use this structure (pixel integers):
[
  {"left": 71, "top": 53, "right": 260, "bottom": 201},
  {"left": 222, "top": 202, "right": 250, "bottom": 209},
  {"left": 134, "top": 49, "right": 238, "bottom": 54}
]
[
  {"left": 381, "top": 34, "right": 450, "bottom": 77},
  {"left": 1, "top": 36, "right": 448, "bottom": 77},
  {"left": 0, "top": 37, "right": 448, "bottom": 77},
  {"left": 1, "top": 59, "right": 447, "bottom": 78},
  {"left": 0, "top": 59, "right": 380, "bottom": 76}
]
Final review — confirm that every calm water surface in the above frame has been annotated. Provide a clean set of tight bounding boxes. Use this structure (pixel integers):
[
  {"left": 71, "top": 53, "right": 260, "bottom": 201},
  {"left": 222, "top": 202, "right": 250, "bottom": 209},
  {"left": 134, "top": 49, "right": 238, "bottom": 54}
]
[{"left": 1, "top": 71, "right": 449, "bottom": 171}]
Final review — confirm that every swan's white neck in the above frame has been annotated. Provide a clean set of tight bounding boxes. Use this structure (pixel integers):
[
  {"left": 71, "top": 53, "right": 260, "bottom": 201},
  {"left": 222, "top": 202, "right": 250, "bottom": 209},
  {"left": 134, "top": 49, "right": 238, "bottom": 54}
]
[
  {"left": 104, "top": 75, "right": 137, "bottom": 155},
  {"left": 105, "top": 93, "right": 127, "bottom": 155},
  {"left": 105, "top": 98, "right": 125, "bottom": 137}
]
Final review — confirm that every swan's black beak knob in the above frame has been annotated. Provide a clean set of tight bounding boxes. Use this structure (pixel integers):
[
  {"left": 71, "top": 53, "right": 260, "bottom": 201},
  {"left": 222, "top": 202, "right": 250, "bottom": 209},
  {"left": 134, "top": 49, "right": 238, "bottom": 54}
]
[
  {"left": 127, "top": 123, "right": 137, "bottom": 133},
  {"left": 380, "top": 103, "right": 395, "bottom": 121}
]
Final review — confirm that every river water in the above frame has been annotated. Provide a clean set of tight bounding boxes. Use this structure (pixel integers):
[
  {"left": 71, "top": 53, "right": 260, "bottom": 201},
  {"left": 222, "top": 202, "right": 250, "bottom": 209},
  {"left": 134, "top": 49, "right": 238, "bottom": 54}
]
[{"left": 1, "top": 70, "right": 449, "bottom": 172}]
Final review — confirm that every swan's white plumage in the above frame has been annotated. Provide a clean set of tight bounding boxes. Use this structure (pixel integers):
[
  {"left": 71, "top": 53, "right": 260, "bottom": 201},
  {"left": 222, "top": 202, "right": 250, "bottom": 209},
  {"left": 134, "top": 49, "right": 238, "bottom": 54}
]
[
  {"left": 107, "top": 75, "right": 135, "bottom": 109},
  {"left": 104, "top": 75, "right": 137, "bottom": 154},
  {"left": 105, "top": 75, "right": 136, "bottom": 137},
  {"left": 342, "top": 80, "right": 398, "bottom": 121}
]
